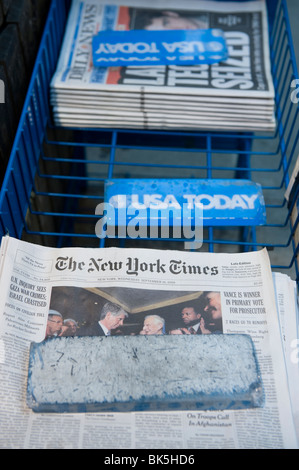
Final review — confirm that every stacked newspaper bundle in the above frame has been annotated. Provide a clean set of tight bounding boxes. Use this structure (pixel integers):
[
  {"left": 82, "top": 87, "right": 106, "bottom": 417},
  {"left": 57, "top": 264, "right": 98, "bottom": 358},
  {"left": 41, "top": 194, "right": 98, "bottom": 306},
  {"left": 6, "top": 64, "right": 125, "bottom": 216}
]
[{"left": 50, "top": 0, "right": 276, "bottom": 132}]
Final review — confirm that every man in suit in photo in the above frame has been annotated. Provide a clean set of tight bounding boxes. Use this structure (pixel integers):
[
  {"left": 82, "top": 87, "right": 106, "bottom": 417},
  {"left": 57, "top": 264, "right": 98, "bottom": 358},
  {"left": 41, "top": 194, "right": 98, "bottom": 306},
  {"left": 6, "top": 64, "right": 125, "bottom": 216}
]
[
  {"left": 169, "top": 303, "right": 209, "bottom": 335},
  {"left": 81, "top": 301, "right": 128, "bottom": 337},
  {"left": 169, "top": 292, "right": 223, "bottom": 335}
]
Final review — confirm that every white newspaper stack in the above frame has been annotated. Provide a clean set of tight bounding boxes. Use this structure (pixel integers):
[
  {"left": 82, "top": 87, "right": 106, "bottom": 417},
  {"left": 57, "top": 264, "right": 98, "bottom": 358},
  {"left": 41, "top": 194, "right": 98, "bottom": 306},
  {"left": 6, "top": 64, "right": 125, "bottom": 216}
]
[
  {"left": 50, "top": 0, "right": 276, "bottom": 132},
  {"left": 0, "top": 237, "right": 298, "bottom": 448}
]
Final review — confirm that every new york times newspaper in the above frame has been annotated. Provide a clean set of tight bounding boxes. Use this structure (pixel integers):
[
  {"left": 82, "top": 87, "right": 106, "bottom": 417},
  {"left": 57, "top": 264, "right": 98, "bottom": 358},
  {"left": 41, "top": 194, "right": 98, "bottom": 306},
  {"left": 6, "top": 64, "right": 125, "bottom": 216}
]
[{"left": 0, "top": 236, "right": 297, "bottom": 449}]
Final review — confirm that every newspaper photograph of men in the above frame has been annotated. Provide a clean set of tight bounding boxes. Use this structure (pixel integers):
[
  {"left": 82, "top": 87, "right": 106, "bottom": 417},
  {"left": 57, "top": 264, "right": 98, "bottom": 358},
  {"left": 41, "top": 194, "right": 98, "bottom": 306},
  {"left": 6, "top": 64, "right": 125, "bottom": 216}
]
[{"left": 46, "top": 286, "right": 223, "bottom": 340}]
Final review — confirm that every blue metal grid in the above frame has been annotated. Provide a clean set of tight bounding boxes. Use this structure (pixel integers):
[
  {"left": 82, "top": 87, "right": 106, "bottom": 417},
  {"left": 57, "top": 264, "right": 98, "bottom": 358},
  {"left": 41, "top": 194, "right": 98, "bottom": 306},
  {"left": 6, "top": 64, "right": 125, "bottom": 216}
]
[{"left": 0, "top": 0, "right": 298, "bottom": 282}]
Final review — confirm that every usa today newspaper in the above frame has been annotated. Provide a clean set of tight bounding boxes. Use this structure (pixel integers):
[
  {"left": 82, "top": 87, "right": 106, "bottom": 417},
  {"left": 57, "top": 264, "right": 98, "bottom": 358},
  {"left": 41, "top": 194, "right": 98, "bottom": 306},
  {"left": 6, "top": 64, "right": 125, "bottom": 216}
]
[{"left": 0, "top": 236, "right": 298, "bottom": 449}]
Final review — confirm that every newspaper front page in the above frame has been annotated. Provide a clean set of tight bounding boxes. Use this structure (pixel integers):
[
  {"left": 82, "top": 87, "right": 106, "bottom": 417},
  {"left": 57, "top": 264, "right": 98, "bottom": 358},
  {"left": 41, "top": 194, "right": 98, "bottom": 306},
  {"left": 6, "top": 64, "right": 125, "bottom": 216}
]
[
  {"left": 50, "top": 0, "right": 275, "bottom": 131},
  {"left": 0, "top": 236, "right": 297, "bottom": 449},
  {"left": 51, "top": 0, "right": 274, "bottom": 98}
]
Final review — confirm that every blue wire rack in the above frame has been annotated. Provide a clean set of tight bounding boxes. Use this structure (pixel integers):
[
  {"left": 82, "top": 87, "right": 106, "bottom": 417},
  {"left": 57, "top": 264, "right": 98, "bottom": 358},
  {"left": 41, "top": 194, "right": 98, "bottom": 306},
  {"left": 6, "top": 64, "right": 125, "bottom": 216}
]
[{"left": 0, "top": 0, "right": 298, "bottom": 281}]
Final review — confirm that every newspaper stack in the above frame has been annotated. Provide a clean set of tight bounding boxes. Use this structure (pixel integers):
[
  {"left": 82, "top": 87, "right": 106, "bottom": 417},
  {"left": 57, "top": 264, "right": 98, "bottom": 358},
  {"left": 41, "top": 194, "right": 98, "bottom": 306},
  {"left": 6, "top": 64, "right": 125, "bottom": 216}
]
[
  {"left": 0, "top": 236, "right": 298, "bottom": 448},
  {"left": 50, "top": 0, "right": 276, "bottom": 132}
]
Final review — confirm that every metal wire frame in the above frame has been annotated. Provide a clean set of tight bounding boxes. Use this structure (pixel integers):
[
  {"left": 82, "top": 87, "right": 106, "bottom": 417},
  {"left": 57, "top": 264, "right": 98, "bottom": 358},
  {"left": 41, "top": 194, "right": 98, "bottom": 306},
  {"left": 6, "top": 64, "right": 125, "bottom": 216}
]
[{"left": 0, "top": 0, "right": 298, "bottom": 281}]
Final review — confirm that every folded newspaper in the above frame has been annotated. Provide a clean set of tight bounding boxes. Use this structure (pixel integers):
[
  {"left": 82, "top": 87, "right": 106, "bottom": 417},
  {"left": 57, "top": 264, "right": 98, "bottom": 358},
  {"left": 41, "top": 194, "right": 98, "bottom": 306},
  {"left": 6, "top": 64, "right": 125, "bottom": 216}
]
[
  {"left": 0, "top": 236, "right": 298, "bottom": 448},
  {"left": 50, "top": 0, "right": 276, "bottom": 132}
]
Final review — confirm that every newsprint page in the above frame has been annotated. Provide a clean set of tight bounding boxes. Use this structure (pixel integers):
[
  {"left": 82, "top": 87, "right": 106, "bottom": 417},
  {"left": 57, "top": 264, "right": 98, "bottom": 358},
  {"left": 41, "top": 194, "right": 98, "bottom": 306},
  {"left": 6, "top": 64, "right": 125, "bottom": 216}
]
[
  {"left": 0, "top": 236, "right": 298, "bottom": 450},
  {"left": 50, "top": 0, "right": 276, "bottom": 132}
]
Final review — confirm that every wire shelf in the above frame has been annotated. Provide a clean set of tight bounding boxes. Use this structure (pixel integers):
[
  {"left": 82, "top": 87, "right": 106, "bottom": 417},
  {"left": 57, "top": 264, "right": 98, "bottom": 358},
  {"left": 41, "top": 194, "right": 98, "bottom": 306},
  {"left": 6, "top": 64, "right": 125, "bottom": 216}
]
[{"left": 0, "top": 0, "right": 298, "bottom": 283}]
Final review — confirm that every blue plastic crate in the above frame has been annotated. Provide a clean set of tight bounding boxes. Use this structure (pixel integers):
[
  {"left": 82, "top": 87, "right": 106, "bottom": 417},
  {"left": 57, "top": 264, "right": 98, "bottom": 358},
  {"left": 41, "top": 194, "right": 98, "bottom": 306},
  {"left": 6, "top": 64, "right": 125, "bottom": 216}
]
[{"left": 0, "top": 0, "right": 298, "bottom": 282}]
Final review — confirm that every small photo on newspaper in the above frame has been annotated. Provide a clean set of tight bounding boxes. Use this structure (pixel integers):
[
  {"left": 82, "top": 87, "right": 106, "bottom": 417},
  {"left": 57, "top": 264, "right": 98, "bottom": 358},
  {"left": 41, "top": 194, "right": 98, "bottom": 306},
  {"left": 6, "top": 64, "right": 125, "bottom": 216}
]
[{"left": 46, "top": 285, "right": 223, "bottom": 338}]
